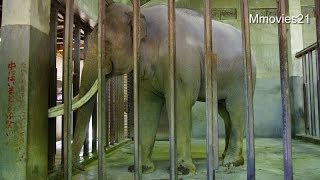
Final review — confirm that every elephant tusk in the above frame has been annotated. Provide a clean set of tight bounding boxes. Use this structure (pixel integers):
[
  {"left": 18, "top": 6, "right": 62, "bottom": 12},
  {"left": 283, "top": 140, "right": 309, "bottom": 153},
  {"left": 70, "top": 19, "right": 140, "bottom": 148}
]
[{"left": 48, "top": 80, "right": 98, "bottom": 118}]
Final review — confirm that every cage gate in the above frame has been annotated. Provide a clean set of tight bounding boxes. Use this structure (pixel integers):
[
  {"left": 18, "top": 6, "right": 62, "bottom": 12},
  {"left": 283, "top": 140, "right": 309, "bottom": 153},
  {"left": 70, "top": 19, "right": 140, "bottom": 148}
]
[{"left": 46, "top": 0, "right": 316, "bottom": 180}]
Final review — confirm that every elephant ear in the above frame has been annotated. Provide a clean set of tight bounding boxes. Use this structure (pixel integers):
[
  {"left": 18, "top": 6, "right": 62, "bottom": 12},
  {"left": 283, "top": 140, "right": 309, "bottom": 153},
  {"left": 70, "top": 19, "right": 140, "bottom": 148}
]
[{"left": 125, "top": 11, "right": 147, "bottom": 41}]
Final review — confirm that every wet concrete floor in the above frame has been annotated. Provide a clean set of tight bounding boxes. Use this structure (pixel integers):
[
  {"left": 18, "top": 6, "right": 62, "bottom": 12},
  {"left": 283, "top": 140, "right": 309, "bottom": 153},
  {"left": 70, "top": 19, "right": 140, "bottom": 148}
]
[{"left": 73, "top": 138, "right": 320, "bottom": 180}]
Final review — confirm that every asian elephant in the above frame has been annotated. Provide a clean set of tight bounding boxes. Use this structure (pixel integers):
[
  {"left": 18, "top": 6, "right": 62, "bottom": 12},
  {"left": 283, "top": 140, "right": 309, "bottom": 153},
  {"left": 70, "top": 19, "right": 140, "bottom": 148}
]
[{"left": 72, "top": 1, "right": 256, "bottom": 175}]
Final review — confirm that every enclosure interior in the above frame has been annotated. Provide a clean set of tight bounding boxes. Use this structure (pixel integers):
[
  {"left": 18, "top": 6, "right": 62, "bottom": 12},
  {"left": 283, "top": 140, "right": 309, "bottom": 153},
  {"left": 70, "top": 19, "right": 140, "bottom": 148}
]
[{"left": 0, "top": 0, "right": 320, "bottom": 179}]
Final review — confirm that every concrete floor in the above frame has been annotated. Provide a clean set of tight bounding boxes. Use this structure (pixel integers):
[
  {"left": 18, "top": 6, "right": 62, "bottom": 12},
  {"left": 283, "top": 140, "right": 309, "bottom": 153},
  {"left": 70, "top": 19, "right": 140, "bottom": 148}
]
[{"left": 73, "top": 138, "right": 320, "bottom": 180}]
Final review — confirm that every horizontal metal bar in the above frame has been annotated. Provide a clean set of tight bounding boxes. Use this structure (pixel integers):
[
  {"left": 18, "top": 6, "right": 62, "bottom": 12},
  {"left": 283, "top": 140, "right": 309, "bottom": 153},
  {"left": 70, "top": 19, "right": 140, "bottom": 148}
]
[{"left": 295, "top": 42, "right": 317, "bottom": 58}]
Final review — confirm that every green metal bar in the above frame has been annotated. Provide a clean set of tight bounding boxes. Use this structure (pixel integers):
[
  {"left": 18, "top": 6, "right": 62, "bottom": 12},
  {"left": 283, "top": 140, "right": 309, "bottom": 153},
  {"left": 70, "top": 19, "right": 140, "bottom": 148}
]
[
  {"left": 133, "top": 0, "right": 142, "bottom": 179},
  {"left": 63, "top": 0, "right": 74, "bottom": 179},
  {"left": 98, "top": 0, "right": 107, "bottom": 179}
]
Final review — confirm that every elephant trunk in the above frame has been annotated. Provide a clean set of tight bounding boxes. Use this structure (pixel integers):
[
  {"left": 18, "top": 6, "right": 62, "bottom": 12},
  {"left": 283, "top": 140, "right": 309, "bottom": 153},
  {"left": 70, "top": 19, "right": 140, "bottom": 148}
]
[{"left": 72, "top": 27, "right": 99, "bottom": 163}]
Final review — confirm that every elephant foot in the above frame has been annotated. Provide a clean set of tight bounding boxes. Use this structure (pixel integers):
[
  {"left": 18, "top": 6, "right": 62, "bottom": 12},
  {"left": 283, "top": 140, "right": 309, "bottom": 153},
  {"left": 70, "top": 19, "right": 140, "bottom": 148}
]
[
  {"left": 223, "top": 153, "right": 244, "bottom": 167},
  {"left": 171, "top": 158, "right": 196, "bottom": 175},
  {"left": 128, "top": 160, "right": 155, "bottom": 174},
  {"left": 72, "top": 159, "right": 85, "bottom": 171}
]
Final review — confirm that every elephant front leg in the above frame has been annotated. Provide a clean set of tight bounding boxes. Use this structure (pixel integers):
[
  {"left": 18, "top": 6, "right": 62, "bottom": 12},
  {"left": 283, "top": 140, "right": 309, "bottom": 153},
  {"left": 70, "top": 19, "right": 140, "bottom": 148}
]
[
  {"left": 166, "top": 94, "right": 196, "bottom": 175},
  {"left": 128, "top": 89, "right": 164, "bottom": 174}
]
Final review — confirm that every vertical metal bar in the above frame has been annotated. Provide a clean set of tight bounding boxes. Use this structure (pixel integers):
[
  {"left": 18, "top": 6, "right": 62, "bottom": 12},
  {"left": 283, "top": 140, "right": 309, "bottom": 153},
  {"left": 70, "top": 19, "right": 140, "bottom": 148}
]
[
  {"left": 110, "top": 78, "right": 115, "bottom": 145},
  {"left": 105, "top": 80, "right": 110, "bottom": 147},
  {"left": 277, "top": 0, "right": 293, "bottom": 179},
  {"left": 316, "top": 51, "right": 320, "bottom": 136},
  {"left": 48, "top": 6, "right": 58, "bottom": 171},
  {"left": 315, "top": 0, "right": 320, "bottom": 136},
  {"left": 240, "top": 0, "right": 255, "bottom": 179},
  {"left": 168, "top": 0, "right": 177, "bottom": 179},
  {"left": 308, "top": 52, "right": 315, "bottom": 135},
  {"left": 133, "top": 0, "right": 142, "bottom": 179},
  {"left": 302, "top": 55, "right": 310, "bottom": 134},
  {"left": 306, "top": 54, "right": 313, "bottom": 136},
  {"left": 98, "top": 0, "right": 107, "bottom": 179},
  {"left": 92, "top": 102, "right": 98, "bottom": 153},
  {"left": 83, "top": 29, "right": 90, "bottom": 156},
  {"left": 115, "top": 77, "right": 120, "bottom": 143},
  {"left": 203, "top": 0, "right": 218, "bottom": 179},
  {"left": 128, "top": 72, "right": 134, "bottom": 139},
  {"left": 73, "top": 22, "right": 81, "bottom": 137},
  {"left": 63, "top": 0, "right": 74, "bottom": 179}
]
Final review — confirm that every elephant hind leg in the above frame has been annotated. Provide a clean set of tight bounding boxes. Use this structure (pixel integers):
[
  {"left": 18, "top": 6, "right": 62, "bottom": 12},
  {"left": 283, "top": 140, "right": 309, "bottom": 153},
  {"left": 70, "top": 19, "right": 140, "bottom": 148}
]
[
  {"left": 218, "top": 101, "right": 231, "bottom": 159},
  {"left": 222, "top": 96, "right": 245, "bottom": 167}
]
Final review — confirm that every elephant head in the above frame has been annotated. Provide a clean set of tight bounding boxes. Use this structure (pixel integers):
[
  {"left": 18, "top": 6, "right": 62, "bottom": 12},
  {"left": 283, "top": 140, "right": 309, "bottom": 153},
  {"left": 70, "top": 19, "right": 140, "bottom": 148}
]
[
  {"left": 104, "top": 2, "right": 147, "bottom": 75},
  {"left": 71, "top": 1, "right": 147, "bottom": 169}
]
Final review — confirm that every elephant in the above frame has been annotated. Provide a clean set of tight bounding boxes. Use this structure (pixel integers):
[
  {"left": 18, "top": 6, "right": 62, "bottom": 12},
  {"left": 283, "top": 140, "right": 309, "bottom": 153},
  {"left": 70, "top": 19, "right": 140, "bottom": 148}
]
[{"left": 72, "top": 1, "right": 256, "bottom": 175}]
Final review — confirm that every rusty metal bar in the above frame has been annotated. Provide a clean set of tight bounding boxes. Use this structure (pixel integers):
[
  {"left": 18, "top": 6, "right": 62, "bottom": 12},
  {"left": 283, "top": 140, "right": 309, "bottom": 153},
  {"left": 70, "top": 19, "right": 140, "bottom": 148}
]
[
  {"left": 132, "top": 0, "right": 142, "bottom": 179},
  {"left": 203, "top": 0, "right": 218, "bottom": 179},
  {"left": 98, "top": 0, "right": 107, "bottom": 178},
  {"left": 277, "top": 0, "right": 293, "bottom": 179},
  {"left": 302, "top": 55, "right": 310, "bottom": 134},
  {"left": 62, "top": 0, "right": 74, "bottom": 179},
  {"left": 48, "top": 6, "right": 58, "bottom": 171},
  {"left": 168, "top": 0, "right": 177, "bottom": 179},
  {"left": 315, "top": 0, "right": 320, "bottom": 137},
  {"left": 73, "top": 22, "right": 81, "bottom": 137},
  {"left": 240, "top": 0, "right": 255, "bottom": 179}
]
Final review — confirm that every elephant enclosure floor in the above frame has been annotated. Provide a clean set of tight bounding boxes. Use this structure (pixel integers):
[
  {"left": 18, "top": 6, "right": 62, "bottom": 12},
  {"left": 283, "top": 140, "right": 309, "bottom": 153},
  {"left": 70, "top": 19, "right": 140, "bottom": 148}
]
[{"left": 72, "top": 138, "right": 320, "bottom": 180}]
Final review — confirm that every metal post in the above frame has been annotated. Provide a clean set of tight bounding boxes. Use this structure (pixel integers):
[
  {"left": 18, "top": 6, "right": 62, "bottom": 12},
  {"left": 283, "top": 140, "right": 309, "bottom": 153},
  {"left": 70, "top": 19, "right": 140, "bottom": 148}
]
[
  {"left": 92, "top": 102, "right": 98, "bottom": 153},
  {"left": 48, "top": 6, "right": 58, "bottom": 171},
  {"left": 277, "top": 0, "right": 293, "bottom": 179},
  {"left": 63, "top": 0, "right": 74, "bottom": 179},
  {"left": 308, "top": 52, "right": 315, "bottom": 135},
  {"left": 73, "top": 22, "right": 81, "bottom": 136},
  {"left": 83, "top": 29, "right": 90, "bottom": 156},
  {"left": 306, "top": 54, "right": 313, "bottom": 136},
  {"left": 168, "top": 0, "right": 177, "bottom": 179},
  {"left": 98, "top": 0, "right": 107, "bottom": 179},
  {"left": 240, "top": 0, "right": 255, "bottom": 179},
  {"left": 302, "top": 56, "right": 310, "bottom": 134},
  {"left": 105, "top": 80, "right": 110, "bottom": 147},
  {"left": 203, "top": 0, "right": 218, "bottom": 179},
  {"left": 315, "top": 0, "right": 320, "bottom": 135},
  {"left": 110, "top": 78, "right": 115, "bottom": 145},
  {"left": 133, "top": 0, "right": 142, "bottom": 179}
]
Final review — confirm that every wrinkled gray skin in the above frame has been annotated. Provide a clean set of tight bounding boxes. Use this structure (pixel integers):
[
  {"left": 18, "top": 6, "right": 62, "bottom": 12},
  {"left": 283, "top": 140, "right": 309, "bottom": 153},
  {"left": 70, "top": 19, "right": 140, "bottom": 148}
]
[{"left": 72, "top": 2, "right": 256, "bottom": 175}]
